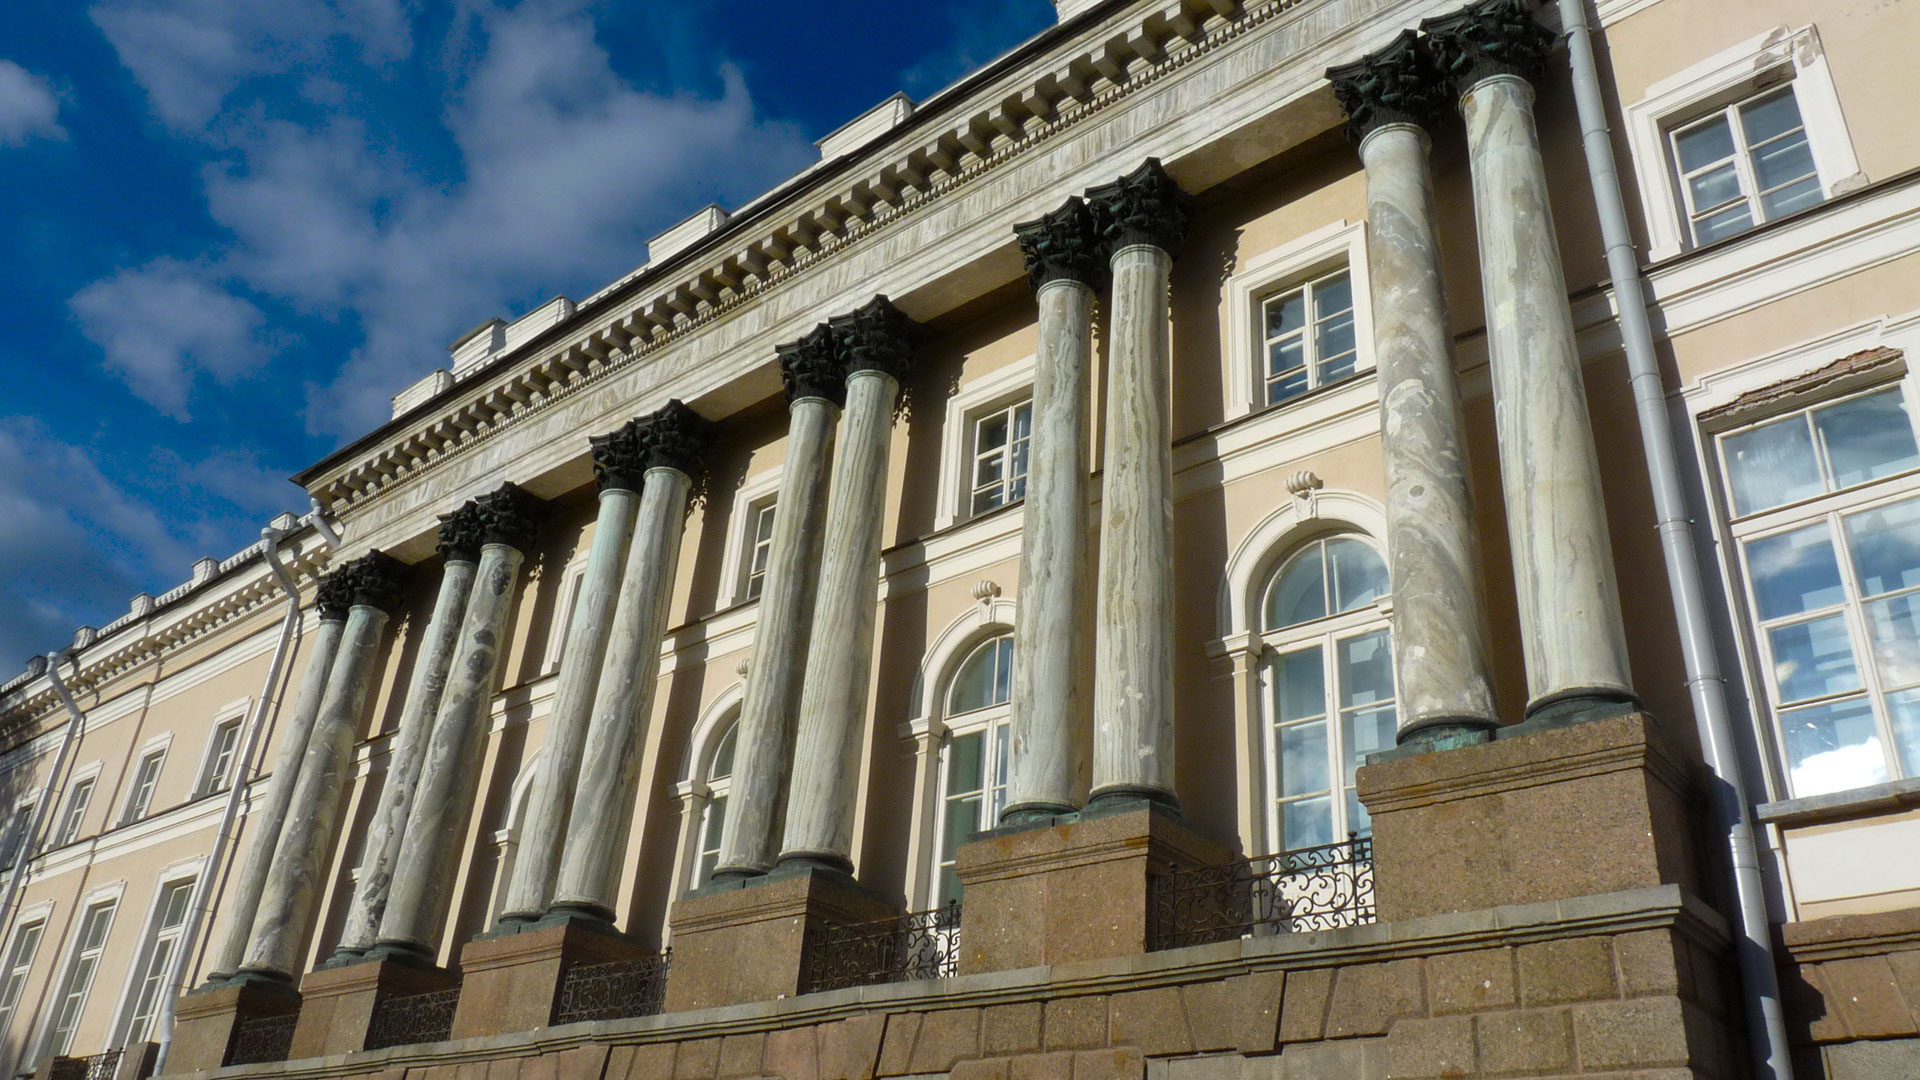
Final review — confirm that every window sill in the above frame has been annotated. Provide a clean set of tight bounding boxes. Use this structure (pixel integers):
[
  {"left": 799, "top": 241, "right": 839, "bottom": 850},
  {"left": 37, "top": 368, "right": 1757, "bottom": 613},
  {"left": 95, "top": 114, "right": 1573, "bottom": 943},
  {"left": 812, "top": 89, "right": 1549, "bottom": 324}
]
[{"left": 1756, "top": 775, "right": 1920, "bottom": 827}]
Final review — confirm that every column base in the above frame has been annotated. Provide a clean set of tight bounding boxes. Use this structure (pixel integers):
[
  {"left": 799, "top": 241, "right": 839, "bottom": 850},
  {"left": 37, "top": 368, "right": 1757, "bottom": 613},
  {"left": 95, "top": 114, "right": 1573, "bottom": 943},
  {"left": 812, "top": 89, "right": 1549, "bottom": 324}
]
[
  {"left": 952, "top": 801, "right": 1231, "bottom": 975},
  {"left": 449, "top": 915, "right": 648, "bottom": 1040},
  {"left": 997, "top": 801, "right": 1078, "bottom": 829},
  {"left": 1358, "top": 710, "right": 1703, "bottom": 922},
  {"left": 168, "top": 976, "right": 301, "bottom": 1073},
  {"left": 292, "top": 956, "right": 457, "bottom": 1058},
  {"left": 1390, "top": 716, "right": 1497, "bottom": 756},
  {"left": 1083, "top": 785, "right": 1180, "bottom": 815},
  {"left": 664, "top": 866, "right": 895, "bottom": 1012},
  {"left": 1523, "top": 685, "right": 1641, "bottom": 725}
]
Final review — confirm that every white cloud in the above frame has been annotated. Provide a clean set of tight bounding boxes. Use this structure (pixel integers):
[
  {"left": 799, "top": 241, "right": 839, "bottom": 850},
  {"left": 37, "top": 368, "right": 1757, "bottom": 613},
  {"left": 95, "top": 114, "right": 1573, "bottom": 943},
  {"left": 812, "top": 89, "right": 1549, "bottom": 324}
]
[
  {"left": 69, "top": 259, "right": 275, "bottom": 420},
  {"left": 0, "top": 60, "right": 65, "bottom": 146},
  {"left": 86, "top": 0, "right": 816, "bottom": 437}
]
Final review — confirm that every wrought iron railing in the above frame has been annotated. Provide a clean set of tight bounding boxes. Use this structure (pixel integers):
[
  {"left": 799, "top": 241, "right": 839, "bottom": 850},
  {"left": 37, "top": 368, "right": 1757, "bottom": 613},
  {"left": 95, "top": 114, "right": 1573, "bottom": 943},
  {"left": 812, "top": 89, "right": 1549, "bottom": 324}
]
[
  {"left": 551, "top": 951, "right": 671, "bottom": 1025},
  {"left": 803, "top": 901, "right": 961, "bottom": 994},
  {"left": 47, "top": 1049, "right": 122, "bottom": 1080},
  {"left": 226, "top": 1013, "right": 298, "bottom": 1066},
  {"left": 1150, "top": 835, "right": 1375, "bottom": 951},
  {"left": 363, "top": 986, "right": 461, "bottom": 1051}
]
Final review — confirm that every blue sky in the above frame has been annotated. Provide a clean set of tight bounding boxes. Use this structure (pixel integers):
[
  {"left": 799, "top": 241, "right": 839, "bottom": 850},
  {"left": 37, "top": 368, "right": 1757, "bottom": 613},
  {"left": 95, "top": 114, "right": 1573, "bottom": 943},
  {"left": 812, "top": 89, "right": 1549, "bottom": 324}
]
[{"left": 0, "top": 0, "right": 1056, "bottom": 670}]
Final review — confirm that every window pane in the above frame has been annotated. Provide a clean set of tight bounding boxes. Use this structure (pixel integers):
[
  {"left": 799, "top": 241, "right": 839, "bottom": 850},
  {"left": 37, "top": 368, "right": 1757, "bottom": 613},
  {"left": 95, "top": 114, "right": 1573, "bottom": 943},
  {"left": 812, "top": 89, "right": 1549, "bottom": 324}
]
[
  {"left": 1265, "top": 544, "right": 1327, "bottom": 629},
  {"left": 977, "top": 414, "right": 1008, "bottom": 451},
  {"left": 1768, "top": 614, "right": 1862, "bottom": 703},
  {"left": 1687, "top": 163, "right": 1744, "bottom": 212},
  {"left": 1266, "top": 364, "right": 1309, "bottom": 406},
  {"left": 1268, "top": 337, "right": 1305, "bottom": 381},
  {"left": 1278, "top": 720, "right": 1329, "bottom": 797},
  {"left": 1817, "top": 392, "right": 1920, "bottom": 491},
  {"left": 994, "top": 637, "right": 1014, "bottom": 705},
  {"left": 942, "top": 793, "right": 981, "bottom": 862},
  {"left": 1694, "top": 203, "right": 1755, "bottom": 244},
  {"left": 1674, "top": 115, "right": 1735, "bottom": 173},
  {"left": 1888, "top": 689, "right": 1920, "bottom": 780},
  {"left": 1264, "top": 291, "right": 1305, "bottom": 339},
  {"left": 1342, "top": 704, "right": 1397, "bottom": 786},
  {"left": 1723, "top": 415, "right": 1822, "bottom": 515},
  {"left": 1864, "top": 595, "right": 1920, "bottom": 690},
  {"left": 754, "top": 506, "right": 776, "bottom": 542},
  {"left": 1760, "top": 176, "right": 1823, "bottom": 219},
  {"left": 949, "top": 640, "right": 1005, "bottom": 714},
  {"left": 1751, "top": 134, "right": 1816, "bottom": 194},
  {"left": 1745, "top": 524, "right": 1844, "bottom": 619},
  {"left": 1273, "top": 646, "right": 1326, "bottom": 723},
  {"left": 1337, "top": 630, "right": 1395, "bottom": 710},
  {"left": 1312, "top": 273, "right": 1352, "bottom": 319},
  {"left": 973, "top": 453, "right": 1004, "bottom": 489},
  {"left": 710, "top": 727, "right": 736, "bottom": 780},
  {"left": 1346, "top": 791, "right": 1373, "bottom": 839},
  {"left": 1317, "top": 347, "right": 1357, "bottom": 385},
  {"left": 1328, "top": 539, "right": 1389, "bottom": 613},
  {"left": 1846, "top": 497, "right": 1920, "bottom": 597},
  {"left": 1281, "top": 796, "right": 1334, "bottom": 850},
  {"left": 1781, "top": 698, "right": 1887, "bottom": 797},
  {"left": 701, "top": 796, "right": 727, "bottom": 853},
  {"left": 948, "top": 733, "right": 985, "bottom": 797},
  {"left": 1740, "top": 90, "right": 1805, "bottom": 146}
]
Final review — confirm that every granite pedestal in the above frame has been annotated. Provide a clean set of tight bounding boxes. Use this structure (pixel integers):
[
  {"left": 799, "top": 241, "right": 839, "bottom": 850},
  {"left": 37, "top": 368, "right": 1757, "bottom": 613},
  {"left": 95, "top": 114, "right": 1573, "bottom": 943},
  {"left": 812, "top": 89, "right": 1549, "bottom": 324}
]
[
  {"left": 449, "top": 917, "right": 650, "bottom": 1039},
  {"left": 292, "top": 957, "right": 457, "bottom": 1058},
  {"left": 167, "top": 978, "right": 300, "bottom": 1074}
]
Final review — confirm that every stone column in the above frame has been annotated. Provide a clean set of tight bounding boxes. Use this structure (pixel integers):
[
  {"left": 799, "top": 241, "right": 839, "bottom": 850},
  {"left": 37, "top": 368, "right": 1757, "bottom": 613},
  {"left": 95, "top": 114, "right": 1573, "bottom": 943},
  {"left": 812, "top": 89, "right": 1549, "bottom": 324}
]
[
  {"left": 1328, "top": 32, "right": 1499, "bottom": 747},
  {"left": 712, "top": 328, "right": 841, "bottom": 879},
  {"left": 238, "top": 552, "right": 409, "bottom": 982},
  {"left": 328, "top": 508, "right": 485, "bottom": 959},
  {"left": 1085, "top": 159, "right": 1195, "bottom": 808},
  {"left": 1003, "top": 198, "right": 1104, "bottom": 824},
  {"left": 779, "top": 297, "right": 920, "bottom": 872},
  {"left": 373, "top": 484, "right": 544, "bottom": 961},
  {"left": 495, "top": 438, "right": 646, "bottom": 925},
  {"left": 204, "top": 577, "right": 351, "bottom": 981},
  {"left": 1424, "top": 0, "right": 1636, "bottom": 720},
  {"left": 549, "top": 401, "right": 713, "bottom": 920}
]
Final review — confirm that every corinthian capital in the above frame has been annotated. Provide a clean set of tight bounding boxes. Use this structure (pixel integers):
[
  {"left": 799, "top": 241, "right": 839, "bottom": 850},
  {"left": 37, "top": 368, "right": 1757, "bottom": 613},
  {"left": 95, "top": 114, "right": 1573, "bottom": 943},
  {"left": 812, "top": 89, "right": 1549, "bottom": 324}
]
[
  {"left": 778, "top": 324, "right": 846, "bottom": 407},
  {"left": 339, "top": 551, "right": 410, "bottom": 613},
  {"left": 437, "top": 500, "right": 490, "bottom": 563},
  {"left": 1086, "top": 158, "right": 1197, "bottom": 254},
  {"left": 1421, "top": 0, "right": 1555, "bottom": 98},
  {"left": 638, "top": 399, "right": 717, "bottom": 478},
  {"left": 1327, "top": 30, "right": 1449, "bottom": 144},
  {"left": 1014, "top": 197, "right": 1109, "bottom": 291},
  {"left": 470, "top": 482, "right": 546, "bottom": 554},
  {"left": 315, "top": 566, "right": 356, "bottom": 621},
  {"left": 830, "top": 295, "right": 922, "bottom": 382},
  {"left": 589, "top": 420, "right": 650, "bottom": 493}
]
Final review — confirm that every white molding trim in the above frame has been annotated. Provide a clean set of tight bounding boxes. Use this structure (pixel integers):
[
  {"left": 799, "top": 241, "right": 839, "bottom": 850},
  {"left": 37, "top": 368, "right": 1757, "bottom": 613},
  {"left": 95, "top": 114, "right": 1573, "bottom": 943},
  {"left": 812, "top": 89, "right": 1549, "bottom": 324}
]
[
  {"left": 542, "top": 558, "right": 590, "bottom": 676},
  {"left": 103, "top": 856, "right": 204, "bottom": 1045},
  {"left": 934, "top": 356, "right": 1038, "bottom": 531},
  {"left": 904, "top": 598, "right": 1018, "bottom": 732},
  {"left": 26, "top": 878, "right": 126, "bottom": 1061},
  {"left": 1224, "top": 221, "right": 1373, "bottom": 419},
  {"left": 715, "top": 467, "right": 784, "bottom": 610},
  {"left": 1216, "top": 489, "right": 1388, "bottom": 639},
  {"left": 1624, "top": 24, "right": 1865, "bottom": 263},
  {"left": 679, "top": 682, "right": 746, "bottom": 787}
]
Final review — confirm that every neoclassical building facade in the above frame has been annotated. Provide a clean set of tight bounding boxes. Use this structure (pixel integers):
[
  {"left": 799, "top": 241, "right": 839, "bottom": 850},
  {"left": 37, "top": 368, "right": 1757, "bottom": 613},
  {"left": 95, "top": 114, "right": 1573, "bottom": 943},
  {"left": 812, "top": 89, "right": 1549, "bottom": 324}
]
[{"left": 2, "top": 0, "right": 1919, "bottom": 1077}]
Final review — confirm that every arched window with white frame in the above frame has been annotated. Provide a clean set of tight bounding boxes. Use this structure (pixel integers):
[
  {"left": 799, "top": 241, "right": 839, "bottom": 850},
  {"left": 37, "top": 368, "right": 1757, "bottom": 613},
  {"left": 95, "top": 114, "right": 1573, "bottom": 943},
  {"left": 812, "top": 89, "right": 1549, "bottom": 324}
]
[
  {"left": 929, "top": 633, "right": 1013, "bottom": 906},
  {"left": 689, "top": 719, "right": 738, "bottom": 892},
  {"left": 1258, "top": 534, "right": 1396, "bottom": 852}
]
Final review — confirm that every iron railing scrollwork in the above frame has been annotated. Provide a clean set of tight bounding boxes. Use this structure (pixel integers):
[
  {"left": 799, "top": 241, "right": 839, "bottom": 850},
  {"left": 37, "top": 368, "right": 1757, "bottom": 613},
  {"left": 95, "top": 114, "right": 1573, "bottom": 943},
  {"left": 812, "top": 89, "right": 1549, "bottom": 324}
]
[
  {"left": 47, "top": 1049, "right": 122, "bottom": 1080},
  {"left": 551, "top": 951, "right": 671, "bottom": 1025},
  {"left": 803, "top": 901, "right": 961, "bottom": 994},
  {"left": 1150, "top": 835, "right": 1375, "bottom": 951},
  {"left": 226, "top": 1013, "right": 298, "bottom": 1066},
  {"left": 363, "top": 986, "right": 461, "bottom": 1051}
]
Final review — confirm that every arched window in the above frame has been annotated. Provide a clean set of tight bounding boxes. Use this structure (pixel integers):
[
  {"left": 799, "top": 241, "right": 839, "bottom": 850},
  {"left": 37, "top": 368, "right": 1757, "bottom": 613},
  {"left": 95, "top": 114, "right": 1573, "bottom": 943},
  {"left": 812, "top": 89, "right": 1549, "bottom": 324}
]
[
  {"left": 1260, "top": 536, "right": 1396, "bottom": 851},
  {"left": 931, "top": 633, "right": 1013, "bottom": 906},
  {"left": 690, "top": 722, "right": 737, "bottom": 890}
]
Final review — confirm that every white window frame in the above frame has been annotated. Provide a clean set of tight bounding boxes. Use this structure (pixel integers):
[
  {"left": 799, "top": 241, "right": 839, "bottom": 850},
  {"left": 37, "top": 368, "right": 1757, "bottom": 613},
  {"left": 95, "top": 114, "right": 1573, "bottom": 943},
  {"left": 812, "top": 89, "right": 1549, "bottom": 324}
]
[
  {"left": 1, "top": 798, "right": 37, "bottom": 870},
  {"left": 687, "top": 718, "right": 738, "bottom": 893},
  {"left": 1254, "top": 536, "right": 1395, "bottom": 855},
  {"left": 1625, "top": 25, "right": 1864, "bottom": 262},
  {"left": 36, "top": 887, "right": 121, "bottom": 1060},
  {"left": 51, "top": 767, "right": 101, "bottom": 850},
  {"left": 119, "top": 736, "right": 172, "bottom": 827},
  {"left": 934, "top": 357, "right": 1037, "bottom": 530},
  {"left": 926, "top": 632, "right": 1015, "bottom": 909},
  {"left": 543, "top": 557, "right": 589, "bottom": 675},
  {"left": 196, "top": 705, "right": 248, "bottom": 797},
  {"left": 0, "top": 905, "right": 51, "bottom": 1049},
  {"left": 1224, "top": 222, "right": 1374, "bottom": 420},
  {"left": 672, "top": 686, "right": 747, "bottom": 908},
  {"left": 717, "top": 468, "right": 783, "bottom": 609},
  {"left": 111, "top": 868, "right": 198, "bottom": 1046}
]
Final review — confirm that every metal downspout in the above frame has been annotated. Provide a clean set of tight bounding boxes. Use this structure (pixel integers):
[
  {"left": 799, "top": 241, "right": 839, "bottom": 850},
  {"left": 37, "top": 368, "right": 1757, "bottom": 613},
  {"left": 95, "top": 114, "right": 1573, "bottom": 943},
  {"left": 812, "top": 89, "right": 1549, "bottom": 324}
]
[
  {"left": 150, "top": 527, "right": 306, "bottom": 1072},
  {"left": 1554, "top": 1, "right": 1794, "bottom": 1077},
  {"left": 0, "top": 654, "right": 90, "bottom": 944}
]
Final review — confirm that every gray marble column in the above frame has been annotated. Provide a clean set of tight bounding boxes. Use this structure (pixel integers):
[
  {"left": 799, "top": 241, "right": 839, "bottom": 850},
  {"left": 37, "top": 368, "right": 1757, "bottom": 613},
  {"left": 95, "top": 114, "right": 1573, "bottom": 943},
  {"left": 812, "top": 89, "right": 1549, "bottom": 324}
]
[
  {"left": 329, "top": 508, "right": 485, "bottom": 959},
  {"left": 497, "top": 454, "right": 643, "bottom": 924},
  {"left": 713, "top": 328, "right": 841, "bottom": 879},
  {"left": 1086, "top": 159, "right": 1194, "bottom": 809},
  {"left": 204, "top": 581, "right": 350, "bottom": 981},
  {"left": 1425, "top": 0, "right": 1636, "bottom": 720},
  {"left": 373, "top": 484, "right": 544, "bottom": 961},
  {"left": 779, "top": 298, "right": 919, "bottom": 871},
  {"left": 1004, "top": 199, "right": 1104, "bottom": 823},
  {"left": 550, "top": 401, "right": 713, "bottom": 921},
  {"left": 1329, "top": 33, "right": 1498, "bottom": 746},
  {"left": 238, "top": 552, "right": 409, "bottom": 982}
]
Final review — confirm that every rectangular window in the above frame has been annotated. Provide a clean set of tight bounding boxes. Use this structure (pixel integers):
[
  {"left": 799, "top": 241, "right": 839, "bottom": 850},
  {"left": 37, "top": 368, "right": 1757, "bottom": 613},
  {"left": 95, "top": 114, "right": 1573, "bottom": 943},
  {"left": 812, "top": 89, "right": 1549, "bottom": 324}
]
[
  {"left": 0, "top": 921, "right": 45, "bottom": 1041},
  {"left": 934, "top": 725, "right": 1008, "bottom": 907},
  {"left": 1670, "top": 85, "right": 1824, "bottom": 247},
  {"left": 199, "top": 719, "right": 243, "bottom": 796},
  {"left": 122, "top": 750, "right": 166, "bottom": 825},
  {"left": 1261, "top": 269, "right": 1357, "bottom": 407},
  {"left": 123, "top": 880, "right": 194, "bottom": 1044},
  {"left": 743, "top": 502, "right": 777, "bottom": 601},
  {"left": 46, "top": 900, "right": 115, "bottom": 1057},
  {"left": 1718, "top": 384, "right": 1920, "bottom": 798},
  {"left": 53, "top": 779, "right": 94, "bottom": 848},
  {"left": 969, "top": 401, "right": 1033, "bottom": 516},
  {"left": 0, "top": 804, "right": 33, "bottom": 870}
]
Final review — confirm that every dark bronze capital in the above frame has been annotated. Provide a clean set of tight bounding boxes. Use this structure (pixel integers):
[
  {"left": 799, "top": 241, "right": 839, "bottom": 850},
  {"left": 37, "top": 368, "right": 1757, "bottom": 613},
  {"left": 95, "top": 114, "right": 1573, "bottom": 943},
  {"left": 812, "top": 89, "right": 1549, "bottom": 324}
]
[
  {"left": 1327, "top": 30, "right": 1450, "bottom": 144},
  {"left": 339, "top": 550, "right": 409, "bottom": 613},
  {"left": 1422, "top": 0, "right": 1555, "bottom": 101},
  {"left": 436, "top": 500, "right": 489, "bottom": 563},
  {"left": 314, "top": 565, "right": 356, "bottom": 621},
  {"left": 469, "top": 482, "right": 546, "bottom": 554},
  {"left": 830, "top": 295, "right": 922, "bottom": 382},
  {"left": 637, "top": 399, "right": 717, "bottom": 478},
  {"left": 1014, "top": 197, "right": 1109, "bottom": 291},
  {"left": 777, "top": 324, "right": 845, "bottom": 407},
  {"left": 1086, "top": 158, "right": 1197, "bottom": 255}
]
